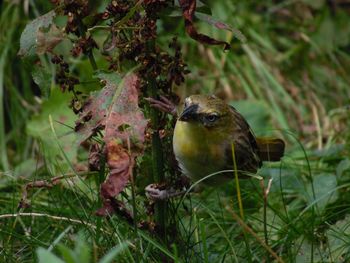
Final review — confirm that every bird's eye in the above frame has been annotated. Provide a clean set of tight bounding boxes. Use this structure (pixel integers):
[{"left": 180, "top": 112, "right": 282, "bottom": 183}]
[{"left": 205, "top": 114, "right": 219, "bottom": 122}]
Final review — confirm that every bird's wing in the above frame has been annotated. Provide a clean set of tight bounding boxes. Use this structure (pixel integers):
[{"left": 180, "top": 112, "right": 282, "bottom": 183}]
[{"left": 224, "top": 106, "right": 262, "bottom": 175}]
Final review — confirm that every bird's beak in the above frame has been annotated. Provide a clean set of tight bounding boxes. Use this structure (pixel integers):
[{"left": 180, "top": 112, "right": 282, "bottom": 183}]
[{"left": 179, "top": 104, "right": 198, "bottom": 121}]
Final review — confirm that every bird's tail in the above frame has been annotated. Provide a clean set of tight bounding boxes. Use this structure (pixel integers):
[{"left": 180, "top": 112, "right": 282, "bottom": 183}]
[{"left": 256, "top": 137, "right": 285, "bottom": 162}]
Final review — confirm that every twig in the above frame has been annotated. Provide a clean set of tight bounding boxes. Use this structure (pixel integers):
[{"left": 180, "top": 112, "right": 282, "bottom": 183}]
[
  {"left": 0, "top": 212, "right": 98, "bottom": 231},
  {"left": 19, "top": 172, "right": 96, "bottom": 208}
]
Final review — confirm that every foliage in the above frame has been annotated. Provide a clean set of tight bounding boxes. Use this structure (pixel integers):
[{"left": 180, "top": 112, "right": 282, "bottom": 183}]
[
  {"left": 1, "top": 0, "right": 350, "bottom": 262},
  {"left": 36, "top": 232, "right": 129, "bottom": 263}
]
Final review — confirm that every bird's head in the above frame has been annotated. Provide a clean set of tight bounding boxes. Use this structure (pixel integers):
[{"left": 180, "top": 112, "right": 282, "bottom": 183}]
[{"left": 178, "top": 95, "right": 232, "bottom": 129}]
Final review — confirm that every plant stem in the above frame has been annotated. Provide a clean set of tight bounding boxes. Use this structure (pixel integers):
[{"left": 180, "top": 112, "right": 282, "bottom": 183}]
[
  {"left": 149, "top": 76, "right": 167, "bottom": 241},
  {"left": 261, "top": 179, "right": 270, "bottom": 262},
  {"left": 231, "top": 143, "right": 252, "bottom": 262}
]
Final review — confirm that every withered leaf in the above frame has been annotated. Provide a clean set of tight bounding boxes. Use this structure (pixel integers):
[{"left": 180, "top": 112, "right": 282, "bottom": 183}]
[
  {"left": 75, "top": 73, "right": 119, "bottom": 144},
  {"left": 178, "top": 0, "right": 231, "bottom": 50},
  {"left": 104, "top": 73, "right": 147, "bottom": 148},
  {"left": 77, "top": 73, "right": 147, "bottom": 215},
  {"left": 98, "top": 74, "right": 147, "bottom": 213},
  {"left": 75, "top": 72, "right": 147, "bottom": 147},
  {"left": 36, "top": 24, "right": 64, "bottom": 55},
  {"left": 88, "top": 143, "right": 101, "bottom": 171},
  {"left": 18, "top": 10, "right": 56, "bottom": 57},
  {"left": 100, "top": 141, "right": 133, "bottom": 201}
]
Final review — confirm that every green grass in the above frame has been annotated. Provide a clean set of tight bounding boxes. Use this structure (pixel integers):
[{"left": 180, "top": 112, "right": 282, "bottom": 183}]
[{"left": 1, "top": 1, "right": 350, "bottom": 262}]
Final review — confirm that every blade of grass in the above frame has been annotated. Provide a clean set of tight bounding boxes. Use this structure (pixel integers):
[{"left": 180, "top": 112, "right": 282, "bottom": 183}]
[
  {"left": 0, "top": 4, "right": 18, "bottom": 171},
  {"left": 231, "top": 142, "right": 252, "bottom": 262}
]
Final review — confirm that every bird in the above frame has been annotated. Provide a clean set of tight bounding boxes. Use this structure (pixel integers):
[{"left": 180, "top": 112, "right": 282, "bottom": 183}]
[
  {"left": 145, "top": 94, "right": 285, "bottom": 199},
  {"left": 173, "top": 95, "right": 285, "bottom": 185}
]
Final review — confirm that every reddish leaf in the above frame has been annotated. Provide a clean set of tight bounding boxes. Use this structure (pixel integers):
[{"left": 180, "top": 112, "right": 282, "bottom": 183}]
[
  {"left": 75, "top": 75, "right": 119, "bottom": 144},
  {"left": 75, "top": 73, "right": 147, "bottom": 148},
  {"left": 78, "top": 73, "right": 148, "bottom": 215},
  {"left": 178, "top": 0, "right": 231, "bottom": 50},
  {"left": 95, "top": 201, "right": 114, "bottom": 216},
  {"left": 100, "top": 141, "right": 133, "bottom": 201},
  {"left": 104, "top": 74, "right": 147, "bottom": 148}
]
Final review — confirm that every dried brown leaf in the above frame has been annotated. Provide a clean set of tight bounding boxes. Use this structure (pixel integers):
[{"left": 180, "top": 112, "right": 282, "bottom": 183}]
[
  {"left": 178, "top": 0, "right": 231, "bottom": 50},
  {"left": 81, "top": 73, "right": 148, "bottom": 215},
  {"left": 88, "top": 143, "right": 101, "bottom": 171},
  {"left": 36, "top": 24, "right": 64, "bottom": 55},
  {"left": 101, "top": 141, "right": 132, "bottom": 200}
]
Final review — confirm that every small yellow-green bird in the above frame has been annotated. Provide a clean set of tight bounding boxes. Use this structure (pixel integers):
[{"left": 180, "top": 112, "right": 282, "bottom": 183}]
[{"left": 173, "top": 95, "right": 285, "bottom": 184}]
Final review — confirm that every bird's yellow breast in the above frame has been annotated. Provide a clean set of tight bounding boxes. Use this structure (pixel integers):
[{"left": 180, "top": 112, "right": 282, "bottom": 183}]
[{"left": 173, "top": 120, "right": 227, "bottom": 183}]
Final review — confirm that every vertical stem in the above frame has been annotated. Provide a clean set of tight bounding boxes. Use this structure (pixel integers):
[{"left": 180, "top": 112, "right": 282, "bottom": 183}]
[
  {"left": 130, "top": 173, "right": 140, "bottom": 263},
  {"left": 231, "top": 143, "right": 252, "bottom": 262},
  {"left": 261, "top": 180, "right": 270, "bottom": 263},
  {"left": 0, "top": 5, "right": 17, "bottom": 172},
  {"left": 149, "top": 76, "right": 167, "bottom": 241}
]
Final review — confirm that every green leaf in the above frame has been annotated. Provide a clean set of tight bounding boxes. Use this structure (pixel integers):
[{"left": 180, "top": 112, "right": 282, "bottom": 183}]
[
  {"left": 99, "top": 242, "right": 129, "bottom": 263},
  {"left": 26, "top": 88, "right": 77, "bottom": 173},
  {"left": 37, "top": 247, "right": 65, "bottom": 263},
  {"left": 93, "top": 70, "right": 122, "bottom": 85},
  {"left": 314, "top": 144, "right": 345, "bottom": 158},
  {"left": 74, "top": 232, "right": 91, "bottom": 263},
  {"left": 295, "top": 237, "right": 324, "bottom": 263},
  {"left": 306, "top": 173, "right": 338, "bottom": 212},
  {"left": 326, "top": 215, "right": 350, "bottom": 261},
  {"left": 32, "top": 64, "right": 52, "bottom": 98},
  {"left": 18, "top": 10, "right": 56, "bottom": 57},
  {"left": 56, "top": 245, "right": 77, "bottom": 263},
  {"left": 336, "top": 158, "right": 350, "bottom": 180},
  {"left": 13, "top": 158, "right": 38, "bottom": 179},
  {"left": 312, "top": 11, "right": 350, "bottom": 52}
]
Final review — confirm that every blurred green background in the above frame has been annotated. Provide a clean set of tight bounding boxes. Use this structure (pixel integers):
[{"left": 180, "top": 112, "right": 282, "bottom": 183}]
[{"left": 1, "top": 0, "right": 350, "bottom": 262}]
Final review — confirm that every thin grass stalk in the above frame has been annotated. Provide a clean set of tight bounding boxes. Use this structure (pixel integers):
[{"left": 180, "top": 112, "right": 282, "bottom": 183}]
[
  {"left": 231, "top": 143, "right": 252, "bottom": 261},
  {"left": 261, "top": 178, "right": 273, "bottom": 262},
  {"left": 199, "top": 219, "right": 209, "bottom": 263},
  {"left": 0, "top": 4, "right": 17, "bottom": 172},
  {"left": 260, "top": 180, "right": 269, "bottom": 262}
]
